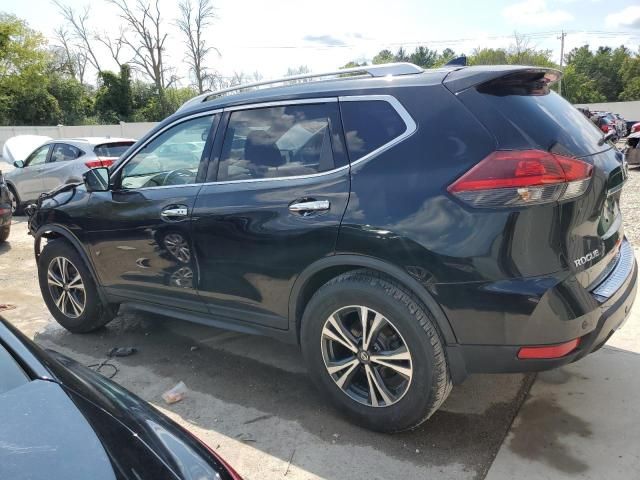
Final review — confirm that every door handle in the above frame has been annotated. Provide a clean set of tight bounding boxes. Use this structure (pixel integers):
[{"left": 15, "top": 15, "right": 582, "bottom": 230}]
[
  {"left": 161, "top": 206, "right": 188, "bottom": 220},
  {"left": 288, "top": 200, "right": 330, "bottom": 215}
]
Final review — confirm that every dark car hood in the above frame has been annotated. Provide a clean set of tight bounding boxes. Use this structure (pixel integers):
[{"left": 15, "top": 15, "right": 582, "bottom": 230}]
[{"left": 0, "top": 380, "right": 116, "bottom": 480}]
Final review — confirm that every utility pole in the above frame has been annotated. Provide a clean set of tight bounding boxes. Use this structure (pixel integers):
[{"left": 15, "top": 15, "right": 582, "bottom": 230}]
[{"left": 557, "top": 30, "right": 567, "bottom": 96}]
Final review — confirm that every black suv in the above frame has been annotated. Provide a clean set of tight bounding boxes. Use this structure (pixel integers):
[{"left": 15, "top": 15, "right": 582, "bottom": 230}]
[{"left": 28, "top": 63, "right": 637, "bottom": 432}]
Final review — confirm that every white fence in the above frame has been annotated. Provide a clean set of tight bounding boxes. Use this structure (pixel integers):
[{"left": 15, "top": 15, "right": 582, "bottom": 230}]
[
  {"left": 0, "top": 122, "right": 158, "bottom": 153},
  {"left": 573, "top": 100, "right": 640, "bottom": 122}
]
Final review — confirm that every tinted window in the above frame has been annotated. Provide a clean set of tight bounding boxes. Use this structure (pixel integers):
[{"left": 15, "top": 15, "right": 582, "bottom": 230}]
[
  {"left": 218, "top": 103, "right": 339, "bottom": 181},
  {"left": 474, "top": 90, "right": 605, "bottom": 157},
  {"left": 340, "top": 100, "right": 406, "bottom": 160},
  {"left": 51, "top": 143, "right": 82, "bottom": 162},
  {"left": 25, "top": 145, "right": 50, "bottom": 167},
  {"left": 121, "top": 115, "right": 214, "bottom": 189},
  {"left": 94, "top": 142, "right": 135, "bottom": 158}
]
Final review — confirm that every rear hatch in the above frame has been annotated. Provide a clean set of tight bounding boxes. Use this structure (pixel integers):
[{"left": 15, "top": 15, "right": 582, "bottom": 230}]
[{"left": 444, "top": 67, "right": 627, "bottom": 290}]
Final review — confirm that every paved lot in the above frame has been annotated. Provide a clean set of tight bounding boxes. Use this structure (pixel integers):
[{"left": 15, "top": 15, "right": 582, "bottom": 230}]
[{"left": 1, "top": 162, "right": 639, "bottom": 480}]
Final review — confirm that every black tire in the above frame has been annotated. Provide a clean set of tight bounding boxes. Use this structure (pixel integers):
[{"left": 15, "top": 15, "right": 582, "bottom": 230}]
[
  {"left": 301, "top": 269, "right": 451, "bottom": 433},
  {"left": 0, "top": 225, "right": 9, "bottom": 243},
  {"left": 7, "top": 186, "right": 21, "bottom": 216},
  {"left": 38, "top": 239, "right": 115, "bottom": 333}
]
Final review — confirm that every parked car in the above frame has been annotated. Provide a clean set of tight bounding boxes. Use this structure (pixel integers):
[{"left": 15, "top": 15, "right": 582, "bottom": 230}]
[
  {"left": 5, "top": 137, "right": 135, "bottom": 214},
  {"left": 613, "top": 113, "right": 628, "bottom": 137},
  {"left": 626, "top": 131, "right": 640, "bottom": 166},
  {"left": 0, "top": 315, "right": 241, "bottom": 480},
  {"left": 0, "top": 171, "right": 11, "bottom": 242},
  {"left": 28, "top": 63, "right": 637, "bottom": 433},
  {"left": 592, "top": 114, "right": 619, "bottom": 140}
]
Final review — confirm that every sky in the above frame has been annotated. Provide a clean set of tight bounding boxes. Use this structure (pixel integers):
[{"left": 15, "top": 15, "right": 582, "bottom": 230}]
[{"left": 2, "top": 0, "right": 640, "bottom": 86}]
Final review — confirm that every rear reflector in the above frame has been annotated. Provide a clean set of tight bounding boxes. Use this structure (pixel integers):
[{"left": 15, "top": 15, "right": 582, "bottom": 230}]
[
  {"left": 518, "top": 338, "right": 580, "bottom": 359},
  {"left": 448, "top": 149, "right": 593, "bottom": 208}
]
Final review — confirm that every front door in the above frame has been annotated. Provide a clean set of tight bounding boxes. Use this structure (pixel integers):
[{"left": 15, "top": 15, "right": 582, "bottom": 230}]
[
  {"left": 15, "top": 144, "right": 51, "bottom": 200},
  {"left": 191, "top": 101, "right": 350, "bottom": 329},
  {"left": 85, "top": 113, "right": 218, "bottom": 311}
]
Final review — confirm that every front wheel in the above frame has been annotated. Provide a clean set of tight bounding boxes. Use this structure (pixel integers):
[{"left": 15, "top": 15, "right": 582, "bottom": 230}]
[
  {"left": 301, "top": 270, "right": 451, "bottom": 432},
  {"left": 38, "top": 239, "right": 116, "bottom": 333}
]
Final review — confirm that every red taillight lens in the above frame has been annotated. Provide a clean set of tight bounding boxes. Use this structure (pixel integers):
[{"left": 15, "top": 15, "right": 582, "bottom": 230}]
[
  {"left": 85, "top": 158, "right": 115, "bottom": 169},
  {"left": 601, "top": 124, "right": 610, "bottom": 133},
  {"left": 518, "top": 338, "right": 580, "bottom": 359},
  {"left": 448, "top": 150, "right": 593, "bottom": 208}
]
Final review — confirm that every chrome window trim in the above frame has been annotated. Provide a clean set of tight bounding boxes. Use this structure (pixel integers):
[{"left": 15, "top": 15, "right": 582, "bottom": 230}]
[
  {"left": 224, "top": 97, "right": 337, "bottom": 112},
  {"left": 110, "top": 109, "right": 222, "bottom": 180},
  {"left": 112, "top": 95, "right": 416, "bottom": 189}
]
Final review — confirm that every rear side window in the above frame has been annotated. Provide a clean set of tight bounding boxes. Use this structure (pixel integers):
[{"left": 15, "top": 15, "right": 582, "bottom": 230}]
[
  {"left": 340, "top": 100, "right": 406, "bottom": 160},
  {"left": 50, "top": 143, "right": 83, "bottom": 163},
  {"left": 218, "top": 103, "right": 341, "bottom": 181},
  {"left": 94, "top": 142, "right": 135, "bottom": 158}
]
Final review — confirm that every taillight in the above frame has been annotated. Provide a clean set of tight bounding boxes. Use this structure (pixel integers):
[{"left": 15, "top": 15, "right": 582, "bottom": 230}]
[
  {"left": 601, "top": 124, "right": 610, "bottom": 133},
  {"left": 85, "top": 157, "right": 115, "bottom": 169},
  {"left": 448, "top": 149, "right": 593, "bottom": 208}
]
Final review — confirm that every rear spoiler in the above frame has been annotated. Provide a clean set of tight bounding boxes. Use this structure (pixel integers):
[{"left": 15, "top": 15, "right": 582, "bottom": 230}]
[{"left": 443, "top": 66, "right": 562, "bottom": 94}]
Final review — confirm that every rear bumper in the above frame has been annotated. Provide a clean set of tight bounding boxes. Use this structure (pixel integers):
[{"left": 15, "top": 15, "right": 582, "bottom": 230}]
[{"left": 445, "top": 244, "right": 637, "bottom": 382}]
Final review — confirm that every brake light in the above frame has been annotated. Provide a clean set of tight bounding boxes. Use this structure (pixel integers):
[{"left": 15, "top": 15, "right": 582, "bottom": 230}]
[
  {"left": 85, "top": 157, "right": 115, "bottom": 169},
  {"left": 518, "top": 338, "right": 580, "bottom": 359},
  {"left": 601, "top": 124, "right": 610, "bottom": 133},
  {"left": 448, "top": 150, "right": 593, "bottom": 208}
]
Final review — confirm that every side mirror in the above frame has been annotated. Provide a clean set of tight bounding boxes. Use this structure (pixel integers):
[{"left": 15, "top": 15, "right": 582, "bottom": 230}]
[
  {"left": 83, "top": 167, "right": 110, "bottom": 192},
  {"left": 13, "top": 160, "right": 24, "bottom": 168}
]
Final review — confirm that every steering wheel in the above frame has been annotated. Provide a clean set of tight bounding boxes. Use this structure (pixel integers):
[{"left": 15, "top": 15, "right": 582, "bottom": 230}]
[{"left": 163, "top": 168, "right": 196, "bottom": 185}]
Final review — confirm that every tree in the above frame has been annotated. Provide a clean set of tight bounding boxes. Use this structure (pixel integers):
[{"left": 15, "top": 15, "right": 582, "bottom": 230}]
[
  {"left": 108, "top": 0, "right": 175, "bottom": 117},
  {"left": 409, "top": 46, "right": 438, "bottom": 68},
  {"left": 95, "top": 64, "right": 133, "bottom": 122},
  {"left": 372, "top": 49, "right": 394, "bottom": 65},
  {"left": 53, "top": 1, "right": 102, "bottom": 73},
  {"left": 176, "top": 0, "right": 218, "bottom": 94}
]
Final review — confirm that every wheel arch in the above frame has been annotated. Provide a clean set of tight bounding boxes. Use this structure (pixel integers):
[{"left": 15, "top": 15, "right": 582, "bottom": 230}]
[
  {"left": 34, "top": 224, "right": 108, "bottom": 305},
  {"left": 289, "top": 254, "right": 458, "bottom": 346}
]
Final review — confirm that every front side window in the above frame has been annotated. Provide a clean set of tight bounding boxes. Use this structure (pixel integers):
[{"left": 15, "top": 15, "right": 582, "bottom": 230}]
[
  {"left": 217, "top": 103, "right": 339, "bottom": 181},
  {"left": 121, "top": 115, "right": 214, "bottom": 189},
  {"left": 51, "top": 143, "right": 82, "bottom": 163},
  {"left": 340, "top": 100, "right": 407, "bottom": 160},
  {"left": 25, "top": 145, "right": 50, "bottom": 167}
]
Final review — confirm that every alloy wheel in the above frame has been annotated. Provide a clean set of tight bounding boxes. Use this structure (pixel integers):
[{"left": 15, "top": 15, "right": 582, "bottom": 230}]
[
  {"left": 321, "top": 305, "right": 413, "bottom": 407},
  {"left": 47, "top": 257, "right": 86, "bottom": 318}
]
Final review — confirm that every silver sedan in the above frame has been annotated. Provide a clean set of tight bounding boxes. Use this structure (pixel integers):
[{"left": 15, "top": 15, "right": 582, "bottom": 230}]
[{"left": 4, "top": 137, "right": 135, "bottom": 214}]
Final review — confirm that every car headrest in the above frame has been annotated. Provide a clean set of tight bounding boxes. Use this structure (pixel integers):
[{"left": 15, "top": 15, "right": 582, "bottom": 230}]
[{"left": 244, "top": 130, "right": 283, "bottom": 167}]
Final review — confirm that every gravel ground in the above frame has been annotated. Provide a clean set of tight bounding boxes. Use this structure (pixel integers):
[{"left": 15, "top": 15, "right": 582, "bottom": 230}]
[{"left": 621, "top": 166, "right": 640, "bottom": 244}]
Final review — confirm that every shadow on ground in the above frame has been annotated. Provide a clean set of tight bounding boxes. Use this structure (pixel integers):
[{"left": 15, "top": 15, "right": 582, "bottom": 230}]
[{"left": 34, "top": 308, "right": 533, "bottom": 479}]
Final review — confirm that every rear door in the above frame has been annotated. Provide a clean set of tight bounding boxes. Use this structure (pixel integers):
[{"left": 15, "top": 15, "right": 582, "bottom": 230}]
[
  {"left": 191, "top": 100, "right": 350, "bottom": 329},
  {"left": 85, "top": 112, "right": 219, "bottom": 311},
  {"left": 42, "top": 143, "right": 84, "bottom": 191}
]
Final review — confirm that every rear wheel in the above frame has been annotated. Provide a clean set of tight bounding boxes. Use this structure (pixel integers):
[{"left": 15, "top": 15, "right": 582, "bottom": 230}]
[
  {"left": 38, "top": 239, "right": 116, "bottom": 333},
  {"left": 0, "top": 225, "right": 9, "bottom": 243},
  {"left": 301, "top": 270, "right": 451, "bottom": 432}
]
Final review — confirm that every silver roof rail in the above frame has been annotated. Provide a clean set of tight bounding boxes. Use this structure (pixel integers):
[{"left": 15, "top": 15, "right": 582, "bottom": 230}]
[{"left": 177, "top": 62, "right": 424, "bottom": 112}]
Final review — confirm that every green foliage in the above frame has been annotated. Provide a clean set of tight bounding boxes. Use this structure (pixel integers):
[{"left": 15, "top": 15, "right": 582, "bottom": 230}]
[
  {"left": 563, "top": 44, "right": 640, "bottom": 103},
  {"left": 95, "top": 64, "right": 133, "bottom": 123}
]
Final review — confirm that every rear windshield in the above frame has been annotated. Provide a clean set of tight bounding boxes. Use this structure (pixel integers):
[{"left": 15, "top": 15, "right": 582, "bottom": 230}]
[
  {"left": 94, "top": 142, "right": 134, "bottom": 158},
  {"left": 470, "top": 90, "right": 606, "bottom": 158}
]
